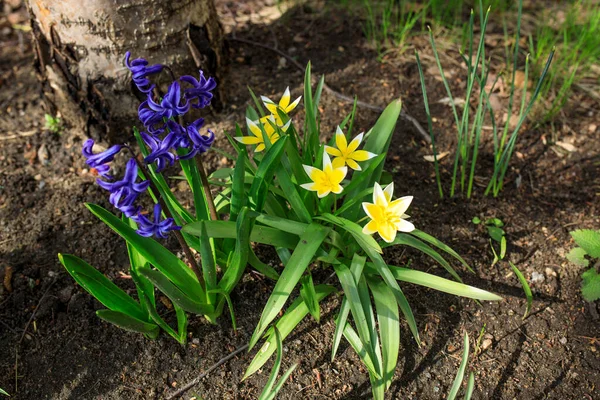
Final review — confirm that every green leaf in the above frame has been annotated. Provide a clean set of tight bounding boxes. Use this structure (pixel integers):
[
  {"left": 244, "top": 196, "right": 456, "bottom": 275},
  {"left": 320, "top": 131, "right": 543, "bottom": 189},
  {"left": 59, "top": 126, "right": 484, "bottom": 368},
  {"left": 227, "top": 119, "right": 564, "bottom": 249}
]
[
  {"left": 250, "top": 136, "right": 288, "bottom": 213},
  {"left": 86, "top": 203, "right": 204, "bottom": 300},
  {"left": 0, "top": 387, "right": 9, "bottom": 396},
  {"left": 198, "top": 221, "right": 217, "bottom": 304},
  {"left": 361, "top": 247, "right": 421, "bottom": 345},
  {"left": 300, "top": 274, "right": 320, "bottom": 322},
  {"left": 342, "top": 323, "right": 381, "bottom": 379},
  {"left": 138, "top": 267, "right": 213, "bottom": 315},
  {"left": 487, "top": 226, "right": 505, "bottom": 243},
  {"left": 317, "top": 214, "right": 382, "bottom": 254},
  {"left": 125, "top": 217, "right": 155, "bottom": 314},
  {"left": 447, "top": 332, "right": 470, "bottom": 400},
  {"left": 472, "top": 217, "right": 481, "bottom": 224},
  {"left": 243, "top": 285, "right": 335, "bottom": 379},
  {"left": 500, "top": 236, "right": 507, "bottom": 260},
  {"left": 185, "top": 220, "right": 299, "bottom": 249},
  {"left": 139, "top": 289, "right": 187, "bottom": 344},
  {"left": 230, "top": 149, "right": 248, "bottom": 221},
  {"left": 58, "top": 254, "right": 146, "bottom": 321},
  {"left": 333, "top": 263, "right": 377, "bottom": 363},
  {"left": 178, "top": 152, "right": 210, "bottom": 221},
  {"left": 263, "top": 364, "right": 298, "bottom": 400},
  {"left": 367, "top": 278, "right": 399, "bottom": 390},
  {"left": 275, "top": 162, "right": 312, "bottom": 224},
  {"left": 509, "top": 262, "right": 532, "bottom": 319},
  {"left": 384, "top": 233, "right": 462, "bottom": 282},
  {"left": 332, "top": 254, "right": 366, "bottom": 361},
  {"left": 218, "top": 207, "right": 252, "bottom": 293},
  {"left": 259, "top": 328, "right": 284, "bottom": 399},
  {"left": 567, "top": 247, "right": 589, "bottom": 267},
  {"left": 485, "top": 217, "right": 504, "bottom": 227},
  {"left": 249, "top": 223, "right": 330, "bottom": 350},
  {"left": 464, "top": 372, "right": 475, "bottom": 400},
  {"left": 581, "top": 267, "right": 600, "bottom": 302},
  {"left": 303, "top": 62, "right": 319, "bottom": 160},
  {"left": 367, "top": 264, "right": 502, "bottom": 301},
  {"left": 410, "top": 230, "right": 473, "bottom": 272},
  {"left": 96, "top": 310, "right": 159, "bottom": 337},
  {"left": 571, "top": 230, "right": 600, "bottom": 258},
  {"left": 248, "top": 249, "right": 280, "bottom": 280}
]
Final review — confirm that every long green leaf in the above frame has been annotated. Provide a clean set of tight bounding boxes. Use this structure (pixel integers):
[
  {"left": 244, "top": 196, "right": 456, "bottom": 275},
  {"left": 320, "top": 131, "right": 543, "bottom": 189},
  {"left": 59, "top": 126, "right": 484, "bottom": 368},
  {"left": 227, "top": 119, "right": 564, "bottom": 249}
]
[
  {"left": 249, "top": 137, "right": 288, "bottom": 213},
  {"left": 96, "top": 310, "right": 159, "bottom": 337},
  {"left": 218, "top": 207, "right": 252, "bottom": 293},
  {"left": 448, "top": 332, "right": 470, "bottom": 400},
  {"left": 361, "top": 246, "right": 421, "bottom": 345},
  {"left": 410, "top": 230, "right": 473, "bottom": 272},
  {"left": 138, "top": 267, "right": 213, "bottom": 315},
  {"left": 300, "top": 274, "right": 320, "bottom": 322},
  {"left": 368, "top": 277, "right": 400, "bottom": 390},
  {"left": 332, "top": 254, "right": 366, "bottom": 361},
  {"left": 198, "top": 221, "right": 217, "bottom": 304},
  {"left": 249, "top": 223, "right": 330, "bottom": 350},
  {"left": 509, "top": 261, "right": 532, "bottom": 319},
  {"left": 342, "top": 323, "right": 381, "bottom": 379},
  {"left": 384, "top": 233, "right": 462, "bottom": 282},
  {"left": 86, "top": 203, "right": 203, "bottom": 300},
  {"left": 317, "top": 214, "right": 382, "bottom": 254},
  {"left": 259, "top": 328, "right": 284, "bottom": 399},
  {"left": 58, "top": 254, "right": 146, "bottom": 321},
  {"left": 368, "top": 264, "right": 502, "bottom": 301},
  {"left": 139, "top": 289, "right": 187, "bottom": 344},
  {"left": 248, "top": 249, "right": 280, "bottom": 280},
  {"left": 243, "top": 284, "right": 335, "bottom": 379},
  {"left": 184, "top": 220, "right": 299, "bottom": 249},
  {"left": 334, "top": 264, "right": 376, "bottom": 362}
]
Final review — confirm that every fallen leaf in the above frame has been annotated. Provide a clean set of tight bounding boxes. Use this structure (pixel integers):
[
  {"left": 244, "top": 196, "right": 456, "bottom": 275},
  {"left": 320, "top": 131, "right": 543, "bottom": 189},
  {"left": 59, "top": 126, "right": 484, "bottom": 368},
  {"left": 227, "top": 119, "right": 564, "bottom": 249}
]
[
  {"left": 555, "top": 141, "right": 577, "bottom": 152},
  {"left": 423, "top": 151, "right": 449, "bottom": 162}
]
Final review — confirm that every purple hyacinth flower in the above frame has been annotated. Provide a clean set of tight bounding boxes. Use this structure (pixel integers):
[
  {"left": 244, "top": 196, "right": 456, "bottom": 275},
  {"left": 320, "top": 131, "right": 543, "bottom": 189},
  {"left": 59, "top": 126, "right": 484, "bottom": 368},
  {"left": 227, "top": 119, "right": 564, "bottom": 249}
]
[
  {"left": 141, "top": 132, "right": 177, "bottom": 172},
  {"left": 168, "top": 118, "right": 215, "bottom": 160},
  {"left": 165, "top": 120, "right": 192, "bottom": 149},
  {"left": 97, "top": 158, "right": 149, "bottom": 215},
  {"left": 125, "top": 52, "right": 164, "bottom": 93},
  {"left": 82, "top": 139, "right": 122, "bottom": 178},
  {"left": 133, "top": 203, "right": 181, "bottom": 239},
  {"left": 138, "top": 81, "right": 189, "bottom": 133},
  {"left": 180, "top": 71, "right": 217, "bottom": 109}
]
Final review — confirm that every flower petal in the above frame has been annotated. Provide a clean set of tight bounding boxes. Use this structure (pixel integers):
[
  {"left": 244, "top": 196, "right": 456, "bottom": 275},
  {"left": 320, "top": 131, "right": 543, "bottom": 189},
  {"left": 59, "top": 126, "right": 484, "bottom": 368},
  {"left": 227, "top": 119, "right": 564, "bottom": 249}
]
[
  {"left": 373, "top": 182, "right": 388, "bottom": 206},
  {"left": 286, "top": 96, "right": 302, "bottom": 113},
  {"left": 279, "top": 87, "right": 291, "bottom": 109},
  {"left": 325, "top": 145, "right": 342, "bottom": 158},
  {"left": 362, "top": 219, "right": 379, "bottom": 235},
  {"left": 349, "top": 150, "right": 377, "bottom": 162},
  {"left": 395, "top": 219, "right": 415, "bottom": 233},
  {"left": 235, "top": 136, "right": 262, "bottom": 145},
  {"left": 345, "top": 158, "right": 361, "bottom": 171},
  {"left": 331, "top": 183, "right": 344, "bottom": 195},
  {"left": 383, "top": 183, "right": 394, "bottom": 202},
  {"left": 331, "top": 156, "right": 346, "bottom": 169},
  {"left": 322, "top": 152, "right": 333, "bottom": 169},
  {"left": 379, "top": 222, "right": 397, "bottom": 243},
  {"left": 347, "top": 132, "right": 364, "bottom": 153},
  {"left": 362, "top": 202, "right": 383, "bottom": 221},
  {"left": 246, "top": 117, "right": 263, "bottom": 138},
  {"left": 300, "top": 182, "right": 317, "bottom": 192},
  {"left": 316, "top": 187, "right": 331, "bottom": 198},
  {"left": 389, "top": 195, "right": 413, "bottom": 217},
  {"left": 255, "top": 143, "right": 266, "bottom": 152},
  {"left": 335, "top": 126, "right": 348, "bottom": 153}
]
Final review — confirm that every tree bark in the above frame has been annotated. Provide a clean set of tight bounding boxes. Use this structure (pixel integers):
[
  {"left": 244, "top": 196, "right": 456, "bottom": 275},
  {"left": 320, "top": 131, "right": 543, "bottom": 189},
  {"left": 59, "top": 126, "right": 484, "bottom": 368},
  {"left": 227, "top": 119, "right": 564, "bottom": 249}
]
[{"left": 27, "top": 0, "right": 224, "bottom": 142}]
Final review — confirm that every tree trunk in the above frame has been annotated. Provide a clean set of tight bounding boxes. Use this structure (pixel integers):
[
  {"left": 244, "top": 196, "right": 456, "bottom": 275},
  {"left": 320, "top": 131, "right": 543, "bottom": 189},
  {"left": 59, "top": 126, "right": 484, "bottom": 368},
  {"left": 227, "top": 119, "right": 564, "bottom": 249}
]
[{"left": 27, "top": 0, "right": 224, "bottom": 142}]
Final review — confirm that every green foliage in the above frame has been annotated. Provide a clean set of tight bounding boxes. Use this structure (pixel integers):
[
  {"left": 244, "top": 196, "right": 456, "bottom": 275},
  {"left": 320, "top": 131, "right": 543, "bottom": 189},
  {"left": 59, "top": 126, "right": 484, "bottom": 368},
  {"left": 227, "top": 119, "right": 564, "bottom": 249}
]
[
  {"left": 474, "top": 216, "right": 507, "bottom": 265},
  {"left": 448, "top": 332, "right": 475, "bottom": 400},
  {"left": 60, "top": 62, "right": 501, "bottom": 398},
  {"left": 417, "top": 0, "right": 554, "bottom": 198},
  {"left": 567, "top": 229, "right": 600, "bottom": 302},
  {"left": 509, "top": 261, "right": 532, "bottom": 319},
  {"left": 44, "top": 113, "right": 62, "bottom": 134}
]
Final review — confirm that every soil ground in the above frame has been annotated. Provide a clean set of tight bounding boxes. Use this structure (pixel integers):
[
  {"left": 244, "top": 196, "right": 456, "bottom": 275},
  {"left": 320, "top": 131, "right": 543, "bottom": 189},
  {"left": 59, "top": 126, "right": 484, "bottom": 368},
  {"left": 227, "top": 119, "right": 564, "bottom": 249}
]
[{"left": 1, "top": 1, "right": 599, "bottom": 399}]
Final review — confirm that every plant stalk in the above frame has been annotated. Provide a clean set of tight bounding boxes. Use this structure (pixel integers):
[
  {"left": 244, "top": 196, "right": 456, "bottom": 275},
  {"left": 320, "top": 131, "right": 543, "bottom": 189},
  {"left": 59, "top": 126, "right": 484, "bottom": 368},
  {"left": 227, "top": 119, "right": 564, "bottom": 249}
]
[{"left": 195, "top": 155, "right": 219, "bottom": 221}]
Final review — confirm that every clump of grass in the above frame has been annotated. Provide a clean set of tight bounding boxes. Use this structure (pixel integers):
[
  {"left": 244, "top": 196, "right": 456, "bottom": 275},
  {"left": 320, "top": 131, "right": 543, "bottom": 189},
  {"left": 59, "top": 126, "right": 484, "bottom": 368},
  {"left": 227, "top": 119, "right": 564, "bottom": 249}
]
[
  {"left": 528, "top": 0, "right": 600, "bottom": 123},
  {"left": 416, "top": 0, "right": 554, "bottom": 198}
]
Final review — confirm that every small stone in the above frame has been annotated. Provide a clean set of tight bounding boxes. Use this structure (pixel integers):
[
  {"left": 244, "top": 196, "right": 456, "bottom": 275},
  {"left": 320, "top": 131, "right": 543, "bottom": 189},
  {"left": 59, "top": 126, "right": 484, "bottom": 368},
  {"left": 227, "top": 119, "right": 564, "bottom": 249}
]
[
  {"left": 545, "top": 267, "right": 557, "bottom": 277},
  {"left": 531, "top": 272, "right": 545, "bottom": 284},
  {"left": 58, "top": 286, "right": 73, "bottom": 303},
  {"left": 481, "top": 338, "right": 493, "bottom": 350},
  {"left": 37, "top": 144, "right": 49, "bottom": 165},
  {"left": 559, "top": 337, "right": 567, "bottom": 345},
  {"left": 34, "top": 174, "right": 42, "bottom": 181}
]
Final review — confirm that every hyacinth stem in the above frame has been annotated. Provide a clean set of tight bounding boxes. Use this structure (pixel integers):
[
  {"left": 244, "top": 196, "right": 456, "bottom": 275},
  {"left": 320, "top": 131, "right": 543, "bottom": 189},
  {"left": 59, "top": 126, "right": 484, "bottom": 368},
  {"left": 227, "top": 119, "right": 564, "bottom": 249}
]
[
  {"left": 195, "top": 155, "right": 219, "bottom": 221},
  {"left": 131, "top": 155, "right": 206, "bottom": 290}
]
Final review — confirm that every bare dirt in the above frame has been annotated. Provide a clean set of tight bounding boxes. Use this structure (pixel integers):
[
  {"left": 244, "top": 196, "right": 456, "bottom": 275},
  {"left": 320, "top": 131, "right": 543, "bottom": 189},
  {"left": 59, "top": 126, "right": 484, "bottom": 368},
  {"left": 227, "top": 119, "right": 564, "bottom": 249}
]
[{"left": 1, "top": 1, "right": 599, "bottom": 399}]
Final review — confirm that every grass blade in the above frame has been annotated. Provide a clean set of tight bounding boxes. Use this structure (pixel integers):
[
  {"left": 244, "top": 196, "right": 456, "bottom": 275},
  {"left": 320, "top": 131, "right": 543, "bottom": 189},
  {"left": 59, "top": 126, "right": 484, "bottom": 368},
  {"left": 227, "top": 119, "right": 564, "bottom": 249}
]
[
  {"left": 509, "top": 261, "right": 533, "bottom": 319},
  {"left": 249, "top": 223, "right": 330, "bottom": 350},
  {"left": 410, "top": 230, "right": 473, "bottom": 272},
  {"left": 448, "top": 332, "right": 470, "bottom": 400}
]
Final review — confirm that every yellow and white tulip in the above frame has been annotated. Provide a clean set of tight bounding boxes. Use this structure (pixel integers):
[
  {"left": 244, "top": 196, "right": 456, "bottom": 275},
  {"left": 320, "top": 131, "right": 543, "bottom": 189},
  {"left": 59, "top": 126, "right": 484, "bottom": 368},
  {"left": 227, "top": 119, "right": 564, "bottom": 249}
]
[
  {"left": 300, "top": 152, "right": 347, "bottom": 198},
  {"left": 362, "top": 182, "right": 414, "bottom": 243},
  {"left": 325, "top": 127, "right": 376, "bottom": 170}
]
